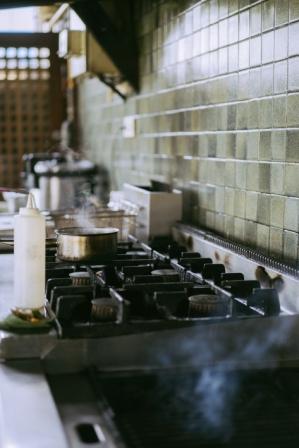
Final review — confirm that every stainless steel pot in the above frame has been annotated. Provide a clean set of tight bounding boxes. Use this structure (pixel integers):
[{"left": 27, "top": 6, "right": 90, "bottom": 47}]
[{"left": 56, "top": 227, "right": 118, "bottom": 262}]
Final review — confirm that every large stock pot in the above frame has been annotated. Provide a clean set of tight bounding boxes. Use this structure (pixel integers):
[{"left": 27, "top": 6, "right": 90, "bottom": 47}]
[{"left": 56, "top": 227, "right": 118, "bottom": 262}]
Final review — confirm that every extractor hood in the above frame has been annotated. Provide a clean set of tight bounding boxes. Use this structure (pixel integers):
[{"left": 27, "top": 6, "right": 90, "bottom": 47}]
[{"left": 0, "top": 0, "right": 139, "bottom": 93}]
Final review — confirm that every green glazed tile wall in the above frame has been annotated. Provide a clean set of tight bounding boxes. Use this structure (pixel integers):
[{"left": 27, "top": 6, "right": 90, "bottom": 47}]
[{"left": 77, "top": 0, "right": 299, "bottom": 265}]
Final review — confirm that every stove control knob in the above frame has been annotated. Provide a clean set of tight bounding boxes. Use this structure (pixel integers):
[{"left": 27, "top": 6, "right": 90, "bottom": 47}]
[
  {"left": 202, "top": 263, "right": 225, "bottom": 283},
  {"left": 247, "top": 288, "right": 280, "bottom": 315},
  {"left": 222, "top": 280, "right": 260, "bottom": 298}
]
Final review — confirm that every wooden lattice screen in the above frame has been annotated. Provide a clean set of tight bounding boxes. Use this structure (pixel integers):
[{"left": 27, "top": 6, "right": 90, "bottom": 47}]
[{"left": 0, "top": 33, "right": 64, "bottom": 188}]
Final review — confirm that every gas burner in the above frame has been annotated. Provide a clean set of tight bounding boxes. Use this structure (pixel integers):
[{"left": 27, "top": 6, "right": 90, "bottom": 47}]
[
  {"left": 69, "top": 272, "right": 91, "bottom": 286},
  {"left": 91, "top": 298, "right": 118, "bottom": 322},
  {"left": 45, "top": 238, "right": 282, "bottom": 338}
]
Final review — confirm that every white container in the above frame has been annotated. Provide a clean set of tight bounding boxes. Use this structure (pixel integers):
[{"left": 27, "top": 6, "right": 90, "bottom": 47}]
[
  {"left": 14, "top": 194, "right": 46, "bottom": 309},
  {"left": 123, "top": 183, "right": 182, "bottom": 241}
]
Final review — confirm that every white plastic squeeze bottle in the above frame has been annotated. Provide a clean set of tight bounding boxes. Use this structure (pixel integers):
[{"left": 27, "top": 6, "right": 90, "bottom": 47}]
[{"left": 14, "top": 193, "right": 46, "bottom": 309}]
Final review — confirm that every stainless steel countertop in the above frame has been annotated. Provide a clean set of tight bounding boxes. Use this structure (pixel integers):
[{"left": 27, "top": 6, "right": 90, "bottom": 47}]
[
  {"left": 0, "top": 256, "right": 67, "bottom": 448},
  {"left": 0, "top": 253, "right": 13, "bottom": 320},
  {"left": 0, "top": 361, "right": 68, "bottom": 448}
]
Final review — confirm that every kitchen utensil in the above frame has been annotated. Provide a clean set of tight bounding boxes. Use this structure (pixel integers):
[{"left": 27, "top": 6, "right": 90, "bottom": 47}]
[{"left": 56, "top": 227, "right": 118, "bottom": 262}]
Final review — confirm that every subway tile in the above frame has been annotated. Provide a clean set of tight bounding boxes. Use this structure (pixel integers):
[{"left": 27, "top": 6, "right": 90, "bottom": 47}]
[
  {"left": 210, "top": 23, "right": 219, "bottom": 51},
  {"left": 250, "top": 4, "right": 262, "bottom": 36},
  {"left": 261, "top": 64, "right": 274, "bottom": 96},
  {"left": 246, "top": 190, "right": 258, "bottom": 221},
  {"left": 218, "top": 106, "right": 228, "bottom": 131},
  {"left": 262, "top": 31, "right": 274, "bottom": 64},
  {"left": 259, "top": 98, "right": 273, "bottom": 129},
  {"left": 271, "top": 130, "right": 286, "bottom": 161},
  {"left": 257, "top": 193, "right": 271, "bottom": 225},
  {"left": 246, "top": 162, "right": 260, "bottom": 191},
  {"left": 274, "top": 61, "right": 287, "bottom": 93},
  {"left": 239, "top": 40, "right": 250, "bottom": 69},
  {"left": 228, "top": 15, "right": 239, "bottom": 44},
  {"left": 234, "top": 217, "right": 245, "bottom": 241},
  {"left": 225, "top": 133, "right": 236, "bottom": 158},
  {"left": 274, "top": 27, "right": 288, "bottom": 61},
  {"left": 219, "top": 19, "right": 228, "bottom": 47},
  {"left": 283, "top": 230, "right": 298, "bottom": 263},
  {"left": 201, "top": 1, "right": 210, "bottom": 26},
  {"left": 227, "top": 74, "right": 238, "bottom": 101},
  {"left": 218, "top": 0, "right": 229, "bottom": 19},
  {"left": 245, "top": 220, "right": 258, "bottom": 246},
  {"left": 215, "top": 213, "right": 225, "bottom": 234},
  {"left": 237, "top": 103, "right": 248, "bottom": 129},
  {"left": 192, "top": 4, "right": 202, "bottom": 31},
  {"left": 257, "top": 223, "right": 270, "bottom": 254},
  {"left": 235, "top": 162, "right": 247, "bottom": 189},
  {"left": 199, "top": 159, "right": 208, "bottom": 182},
  {"left": 270, "top": 164, "right": 284, "bottom": 194},
  {"left": 287, "top": 93, "right": 299, "bottom": 126},
  {"left": 201, "top": 27, "right": 210, "bottom": 53},
  {"left": 192, "top": 55, "right": 203, "bottom": 81},
  {"left": 290, "top": 0, "right": 299, "bottom": 21},
  {"left": 228, "top": 0, "right": 239, "bottom": 14},
  {"left": 238, "top": 0, "right": 249, "bottom": 10},
  {"left": 234, "top": 189, "right": 246, "bottom": 218},
  {"left": 288, "top": 56, "right": 299, "bottom": 91},
  {"left": 224, "top": 215, "right": 235, "bottom": 238},
  {"left": 246, "top": 131, "right": 260, "bottom": 159},
  {"left": 262, "top": 0, "right": 275, "bottom": 31},
  {"left": 259, "top": 131, "right": 272, "bottom": 160},
  {"left": 209, "top": 50, "right": 219, "bottom": 77},
  {"left": 198, "top": 135, "right": 209, "bottom": 157},
  {"left": 269, "top": 227, "right": 283, "bottom": 257},
  {"left": 239, "top": 10, "right": 250, "bottom": 40},
  {"left": 273, "top": 96, "right": 287, "bottom": 128},
  {"left": 227, "top": 104, "right": 237, "bottom": 130},
  {"left": 286, "top": 130, "right": 299, "bottom": 162},
  {"left": 225, "top": 161, "right": 236, "bottom": 187},
  {"left": 236, "top": 133, "right": 247, "bottom": 158},
  {"left": 275, "top": 0, "right": 289, "bottom": 25},
  {"left": 247, "top": 101, "right": 260, "bottom": 129},
  {"left": 217, "top": 134, "right": 227, "bottom": 157},
  {"left": 259, "top": 163, "right": 271, "bottom": 192},
  {"left": 214, "top": 160, "right": 225, "bottom": 186},
  {"left": 284, "top": 197, "right": 299, "bottom": 231},
  {"left": 215, "top": 186, "right": 225, "bottom": 213},
  {"left": 285, "top": 164, "right": 299, "bottom": 196},
  {"left": 271, "top": 196, "right": 285, "bottom": 228},
  {"left": 250, "top": 35, "right": 262, "bottom": 67},
  {"left": 219, "top": 47, "right": 228, "bottom": 74},
  {"left": 228, "top": 44, "right": 239, "bottom": 72},
  {"left": 289, "top": 21, "right": 299, "bottom": 57},
  {"left": 224, "top": 187, "right": 235, "bottom": 215},
  {"left": 249, "top": 68, "right": 261, "bottom": 98},
  {"left": 192, "top": 30, "right": 201, "bottom": 57}
]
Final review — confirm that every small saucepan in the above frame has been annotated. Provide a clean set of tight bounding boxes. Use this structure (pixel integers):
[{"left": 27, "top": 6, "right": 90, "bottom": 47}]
[{"left": 56, "top": 227, "right": 118, "bottom": 262}]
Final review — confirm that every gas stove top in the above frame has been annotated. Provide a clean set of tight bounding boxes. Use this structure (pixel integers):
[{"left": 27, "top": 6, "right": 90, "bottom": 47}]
[
  {"left": 2, "top": 225, "right": 299, "bottom": 448},
  {"left": 45, "top": 235, "right": 282, "bottom": 339}
]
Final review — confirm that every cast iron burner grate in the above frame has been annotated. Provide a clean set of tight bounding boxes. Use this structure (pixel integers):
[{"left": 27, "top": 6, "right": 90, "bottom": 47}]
[{"left": 93, "top": 368, "right": 299, "bottom": 448}]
